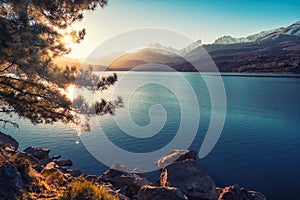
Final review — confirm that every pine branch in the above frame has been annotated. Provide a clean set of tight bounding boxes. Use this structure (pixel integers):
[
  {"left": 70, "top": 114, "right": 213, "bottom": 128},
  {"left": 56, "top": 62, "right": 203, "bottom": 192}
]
[
  {"left": 0, "top": 63, "right": 14, "bottom": 73},
  {"left": 0, "top": 119, "right": 19, "bottom": 129}
]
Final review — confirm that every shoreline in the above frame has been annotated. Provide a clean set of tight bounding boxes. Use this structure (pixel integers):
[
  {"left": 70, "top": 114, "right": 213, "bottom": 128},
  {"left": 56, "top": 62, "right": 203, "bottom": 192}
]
[
  {"left": 0, "top": 131, "right": 266, "bottom": 200},
  {"left": 99, "top": 71, "right": 300, "bottom": 78}
]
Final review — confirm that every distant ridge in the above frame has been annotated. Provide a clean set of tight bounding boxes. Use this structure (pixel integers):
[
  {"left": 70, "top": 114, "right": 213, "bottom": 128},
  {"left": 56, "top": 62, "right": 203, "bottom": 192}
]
[
  {"left": 59, "top": 21, "right": 300, "bottom": 73},
  {"left": 214, "top": 21, "right": 300, "bottom": 45}
]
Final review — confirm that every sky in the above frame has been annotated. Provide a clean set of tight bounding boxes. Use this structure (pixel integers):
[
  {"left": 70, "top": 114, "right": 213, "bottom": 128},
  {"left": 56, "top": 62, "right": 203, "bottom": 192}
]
[{"left": 67, "top": 0, "right": 300, "bottom": 58}]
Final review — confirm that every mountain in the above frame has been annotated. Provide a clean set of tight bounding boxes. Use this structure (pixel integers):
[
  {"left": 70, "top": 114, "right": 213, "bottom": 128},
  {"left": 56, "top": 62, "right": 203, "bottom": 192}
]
[
  {"left": 201, "top": 34, "right": 300, "bottom": 73},
  {"left": 214, "top": 28, "right": 283, "bottom": 44},
  {"left": 214, "top": 21, "right": 300, "bottom": 45},
  {"left": 149, "top": 40, "right": 201, "bottom": 56},
  {"left": 53, "top": 56, "right": 82, "bottom": 68},
  {"left": 108, "top": 21, "right": 300, "bottom": 73},
  {"left": 83, "top": 52, "right": 124, "bottom": 66},
  {"left": 105, "top": 21, "right": 299, "bottom": 73},
  {"left": 57, "top": 21, "right": 300, "bottom": 73},
  {"left": 107, "top": 48, "right": 185, "bottom": 71},
  {"left": 104, "top": 41, "right": 202, "bottom": 71},
  {"left": 185, "top": 21, "right": 300, "bottom": 73},
  {"left": 258, "top": 21, "right": 300, "bottom": 41}
]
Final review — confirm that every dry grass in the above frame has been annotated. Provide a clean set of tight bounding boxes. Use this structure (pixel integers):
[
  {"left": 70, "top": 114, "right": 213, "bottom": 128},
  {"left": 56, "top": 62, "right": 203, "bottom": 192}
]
[{"left": 60, "top": 180, "right": 118, "bottom": 200}]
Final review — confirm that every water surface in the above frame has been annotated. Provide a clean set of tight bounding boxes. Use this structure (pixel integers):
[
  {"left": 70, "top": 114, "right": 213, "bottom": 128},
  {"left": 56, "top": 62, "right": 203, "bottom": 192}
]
[{"left": 1, "top": 72, "right": 300, "bottom": 200}]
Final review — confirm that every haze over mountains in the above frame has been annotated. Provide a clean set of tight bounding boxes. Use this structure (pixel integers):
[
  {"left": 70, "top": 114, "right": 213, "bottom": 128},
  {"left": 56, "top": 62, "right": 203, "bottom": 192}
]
[{"left": 60, "top": 21, "right": 300, "bottom": 73}]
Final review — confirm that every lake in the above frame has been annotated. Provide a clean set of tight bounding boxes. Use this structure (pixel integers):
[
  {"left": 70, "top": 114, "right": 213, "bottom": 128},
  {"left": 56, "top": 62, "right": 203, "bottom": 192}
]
[{"left": 1, "top": 72, "right": 300, "bottom": 200}]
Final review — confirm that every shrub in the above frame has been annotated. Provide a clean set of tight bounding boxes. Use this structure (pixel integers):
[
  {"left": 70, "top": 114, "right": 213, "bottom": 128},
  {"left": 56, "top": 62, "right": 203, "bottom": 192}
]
[
  {"left": 45, "top": 171, "right": 65, "bottom": 185},
  {"left": 60, "top": 180, "right": 118, "bottom": 200}
]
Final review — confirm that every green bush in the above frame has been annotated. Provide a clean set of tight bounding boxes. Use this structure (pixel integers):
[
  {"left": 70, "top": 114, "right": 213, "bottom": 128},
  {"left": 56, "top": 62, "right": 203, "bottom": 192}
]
[{"left": 60, "top": 180, "right": 118, "bottom": 200}]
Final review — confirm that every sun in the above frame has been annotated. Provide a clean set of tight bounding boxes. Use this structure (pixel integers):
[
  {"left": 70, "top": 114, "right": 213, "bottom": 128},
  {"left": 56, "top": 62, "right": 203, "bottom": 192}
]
[
  {"left": 66, "top": 85, "right": 77, "bottom": 101},
  {"left": 62, "top": 35, "right": 73, "bottom": 44}
]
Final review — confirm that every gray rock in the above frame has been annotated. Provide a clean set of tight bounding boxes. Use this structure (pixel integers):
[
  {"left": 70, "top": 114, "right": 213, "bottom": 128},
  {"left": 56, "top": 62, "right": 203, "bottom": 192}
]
[
  {"left": 157, "top": 149, "right": 197, "bottom": 169},
  {"left": 0, "top": 163, "right": 23, "bottom": 199},
  {"left": 40, "top": 157, "right": 53, "bottom": 165},
  {"left": 43, "top": 161, "right": 57, "bottom": 171},
  {"left": 160, "top": 159, "right": 217, "bottom": 200},
  {"left": 63, "top": 173, "right": 75, "bottom": 181},
  {"left": 85, "top": 175, "right": 98, "bottom": 182},
  {"left": 15, "top": 151, "right": 43, "bottom": 172},
  {"left": 218, "top": 185, "right": 266, "bottom": 200},
  {"left": 51, "top": 154, "right": 61, "bottom": 160},
  {"left": 0, "top": 131, "right": 19, "bottom": 152},
  {"left": 104, "top": 185, "right": 131, "bottom": 200},
  {"left": 115, "top": 193, "right": 131, "bottom": 200},
  {"left": 101, "top": 164, "right": 151, "bottom": 198},
  {"left": 41, "top": 161, "right": 59, "bottom": 175},
  {"left": 15, "top": 151, "right": 40, "bottom": 164},
  {"left": 138, "top": 185, "right": 188, "bottom": 200},
  {"left": 55, "top": 159, "right": 73, "bottom": 166},
  {"left": 248, "top": 191, "right": 267, "bottom": 200},
  {"left": 0, "top": 162, "right": 23, "bottom": 189},
  {"left": 68, "top": 169, "right": 82, "bottom": 177},
  {"left": 24, "top": 146, "right": 50, "bottom": 160},
  {"left": 113, "top": 174, "right": 150, "bottom": 189}
]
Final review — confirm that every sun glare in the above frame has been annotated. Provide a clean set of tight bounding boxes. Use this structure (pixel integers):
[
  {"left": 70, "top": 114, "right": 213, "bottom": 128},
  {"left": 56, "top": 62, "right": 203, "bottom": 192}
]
[
  {"left": 62, "top": 34, "right": 72, "bottom": 45},
  {"left": 66, "top": 85, "right": 77, "bottom": 101}
]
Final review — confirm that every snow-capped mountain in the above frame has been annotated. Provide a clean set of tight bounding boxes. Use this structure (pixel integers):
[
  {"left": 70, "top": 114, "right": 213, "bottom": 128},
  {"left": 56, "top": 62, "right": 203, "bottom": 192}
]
[
  {"left": 149, "top": 39, "right": 202, "bottom": 56},
  {"left": 180, "top": 40, "right": 202, "bottom": 55},
  {"left": 284, "top": 21, "right": 300, "bottom": 36},
  {"left": 214, "top": 28, "right": 284, "bottom": 44},
  {"left": 258, "top": 21, "right": 300, "bottom": 41},
  {"left": 72, "top": 21, "right": 299, "bottom": 73},
  {"left": 214, "top": 35, "right": 251, "bottom": 44},
  {"left": 183, "top": 21, "right": 300, "bottom": 73},
  {"left": 213, "top": 21, "right": 300, "bottom": 45}
]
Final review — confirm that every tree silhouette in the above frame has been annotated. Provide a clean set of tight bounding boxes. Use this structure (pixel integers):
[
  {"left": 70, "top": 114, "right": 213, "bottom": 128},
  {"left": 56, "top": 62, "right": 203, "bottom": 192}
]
[{"left": 0, "top": 0, "right": 121, "bottom": 129}]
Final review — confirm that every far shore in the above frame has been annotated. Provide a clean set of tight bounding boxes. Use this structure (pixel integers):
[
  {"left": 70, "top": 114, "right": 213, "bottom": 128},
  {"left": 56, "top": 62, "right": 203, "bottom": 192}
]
[{"left": 99, "top": 70, "right": 300, "bottom": 78}]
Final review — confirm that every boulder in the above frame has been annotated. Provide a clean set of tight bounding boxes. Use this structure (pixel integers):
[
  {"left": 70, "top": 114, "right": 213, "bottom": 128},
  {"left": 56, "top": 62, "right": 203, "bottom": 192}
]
[
  {"left": 15, "top": 151, "right": 40, "bottom": 164},
  {"left": 85, "top": 175, "right": 98, "bottom": 182},
  {"left": 0, "top": 131, "right": 19, "bottom": 152},
  {"left": 68, "top": 169, "right": 82, "bottom": 177},
  {"left": 43, "top": 162, "right": 57, "bottom": 171},
  {"left": 40, "top": 157, "right": 53, "bottom": 166},
  {"left": 100, "top": 163, "right": 151, "bottom": 198},
  {"left": 28, "top": 167, "right": 44, "bottom": 181},
  {"left": 24, "top": 146, "right": 50, "bottom": 160},
  {"left": 248, "top": 191, "right": 267, "bottom": 200},
  {"left": 104, "top": 184, "right": 131, "bottom": 200},
  {"left": 101, "top": 164, "right": 150, "bottom": 187},
  {"left": 113, "top": 174, "right": 150, "bottom": 189},
  {"left": 63, "top": 173, "right": 74, "bottom": 181},
  {"left": 54, "top": 159, "right": 73, "bottom": 166},
  {"left": 51, "top": 154, "right": 61, "bottom": 160},
  {"left": 116, "top": 193, "right": 131, "bottom": 200},
  {"left": 160, "top": 159, "right": 217, "bottom": 200},
  {"left": 0, "top": 162, "right": 23, "bottom": 189},
  {"left": 41, "top": 162, "right": 59, "bottom": 175},
  {"left": 218, "top": 185, "right": 266, "bottom": 200},
  {"left": 138, "top": 185, "right": 188, "bottom": 200},
  {"left": 157, "top": 149, "right": 197, "bottom": 169},
  {"left": 0, "top": 163, "right": 23, "bottom": 199}
]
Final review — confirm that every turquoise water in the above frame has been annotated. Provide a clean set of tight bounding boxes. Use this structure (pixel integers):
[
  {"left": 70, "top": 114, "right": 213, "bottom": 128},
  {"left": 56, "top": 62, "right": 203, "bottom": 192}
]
[{"left": 1, "top": 72, "right": 300, "bottom": 200}]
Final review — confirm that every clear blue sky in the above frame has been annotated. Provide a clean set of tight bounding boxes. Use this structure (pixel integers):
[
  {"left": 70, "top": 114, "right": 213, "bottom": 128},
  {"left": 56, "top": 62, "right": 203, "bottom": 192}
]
[{"left": 68, "top": 0, "right": 300, "bottom": 58}]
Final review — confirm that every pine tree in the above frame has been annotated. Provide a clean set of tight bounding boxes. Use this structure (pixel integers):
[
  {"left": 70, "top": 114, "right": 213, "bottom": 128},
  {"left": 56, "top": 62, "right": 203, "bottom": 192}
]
[{"left": 0, "top": 0, "right": 120, "bottom": 129}]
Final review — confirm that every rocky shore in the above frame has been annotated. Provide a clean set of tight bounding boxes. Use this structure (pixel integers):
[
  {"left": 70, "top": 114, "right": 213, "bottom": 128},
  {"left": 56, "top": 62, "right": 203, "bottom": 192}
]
[{"left": 0, "top": 131, "right": 266, "bottom": 200}]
